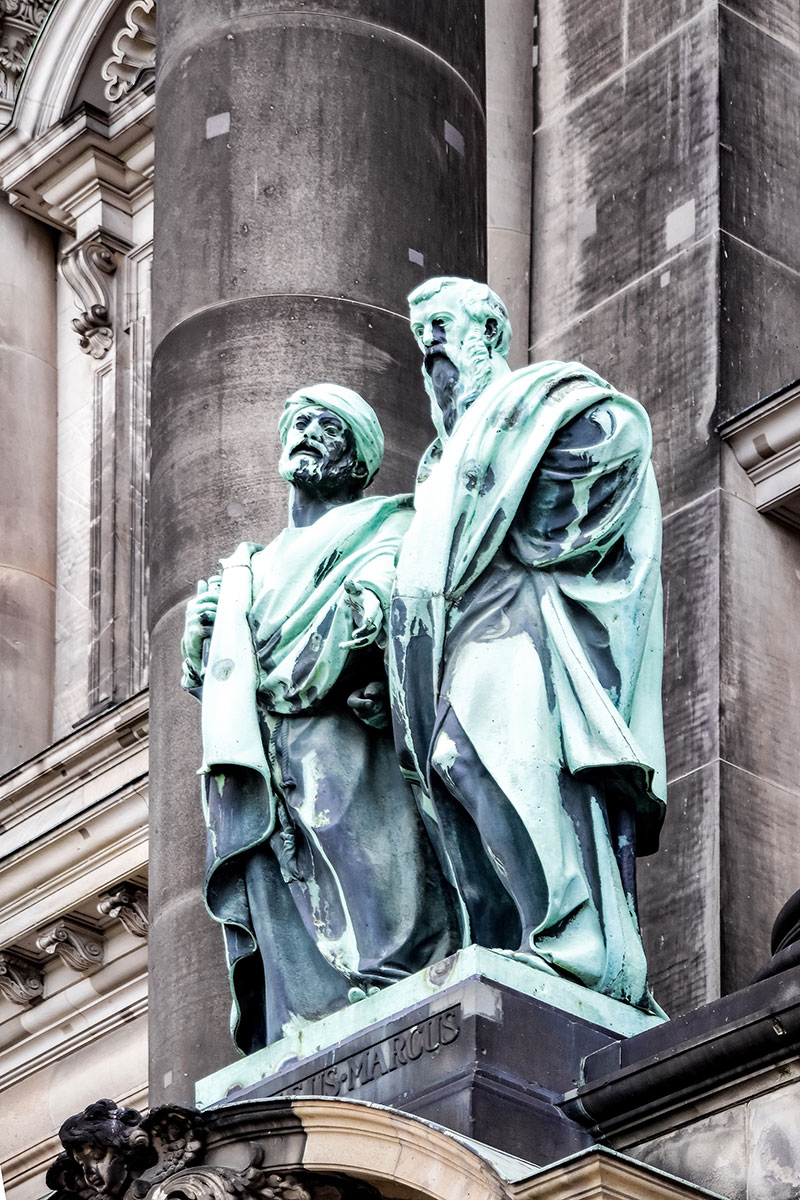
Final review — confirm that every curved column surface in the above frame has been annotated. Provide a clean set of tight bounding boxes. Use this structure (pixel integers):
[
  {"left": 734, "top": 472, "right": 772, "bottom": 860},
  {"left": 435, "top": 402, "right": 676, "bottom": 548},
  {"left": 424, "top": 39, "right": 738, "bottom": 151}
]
[
  {"left": 0, "top": 198, "right": 57, "bottom": 774},
  {"left": 149, "top": 0, "right": 487, "bottom": 1101}
]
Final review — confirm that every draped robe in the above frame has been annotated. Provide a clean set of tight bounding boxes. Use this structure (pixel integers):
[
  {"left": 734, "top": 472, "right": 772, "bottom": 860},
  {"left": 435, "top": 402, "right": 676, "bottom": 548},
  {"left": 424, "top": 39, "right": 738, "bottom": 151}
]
[
  {"left": 198, "top": 494, "right": 459, "bottom": 1052},
  {"left": 389, "top": 361, "right": 667, "bottom": 1011}
]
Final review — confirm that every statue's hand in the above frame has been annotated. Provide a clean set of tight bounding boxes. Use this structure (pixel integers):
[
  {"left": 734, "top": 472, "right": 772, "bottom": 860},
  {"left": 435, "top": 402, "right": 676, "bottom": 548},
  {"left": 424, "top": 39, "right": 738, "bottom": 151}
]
[
  {"left": 340, "top": 580, "right": 384, "bottom": 649},
  {"left": 180, "top": 577, "right": 221, "bottom": 684},
  {"left": 347, "top": 680, "right": 391, "bottom": 730}
]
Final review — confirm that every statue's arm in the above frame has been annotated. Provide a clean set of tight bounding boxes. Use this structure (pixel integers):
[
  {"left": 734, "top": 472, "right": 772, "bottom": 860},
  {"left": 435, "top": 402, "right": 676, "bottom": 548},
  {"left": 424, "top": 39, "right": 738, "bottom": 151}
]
[{"left": 510, "top": 399, "right": 652, "bottom": 567}]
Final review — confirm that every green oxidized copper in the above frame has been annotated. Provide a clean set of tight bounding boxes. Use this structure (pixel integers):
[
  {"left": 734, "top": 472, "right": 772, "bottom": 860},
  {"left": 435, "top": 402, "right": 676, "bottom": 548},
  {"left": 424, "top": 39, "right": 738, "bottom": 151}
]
[
  {"left": 181, "top": 384, "right": 460, "bottom": 1054},
  {"left": 389, "top": 277, "right": 667, "bottom": 1016}
]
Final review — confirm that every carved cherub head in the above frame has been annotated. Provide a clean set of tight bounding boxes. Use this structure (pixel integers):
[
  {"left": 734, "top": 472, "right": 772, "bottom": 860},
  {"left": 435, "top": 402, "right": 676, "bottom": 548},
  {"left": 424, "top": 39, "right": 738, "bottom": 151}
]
[
  {"left": 408, "top": 277, "right": 512, "bottom": 440},
  {"left": 47, "top": 1100, "right": 154, "bottom": 1200}
]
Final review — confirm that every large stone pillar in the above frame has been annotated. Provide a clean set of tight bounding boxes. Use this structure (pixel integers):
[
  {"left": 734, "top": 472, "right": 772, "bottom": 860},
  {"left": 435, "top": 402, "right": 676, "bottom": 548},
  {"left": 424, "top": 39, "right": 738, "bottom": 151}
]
[
  {"left": 486, "top": 0, "right": 533, "bottom": 370},
  {"left": 0, "top": 197, "right": 57, "bottom": 773},
  {"left": 149, "top": 2, "right": 486, "bottom": 1102},
  {"left": 530, "top": 1, "right": 800, "bottom": 1016}
]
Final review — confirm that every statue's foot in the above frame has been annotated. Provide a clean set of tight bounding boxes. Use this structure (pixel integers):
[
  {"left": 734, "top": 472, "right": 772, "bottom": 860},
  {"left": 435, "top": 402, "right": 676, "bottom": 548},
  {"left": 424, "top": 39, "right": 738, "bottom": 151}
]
[
  {"left": 347, "top": 985, "right": 380, "bottom": 1004},
  {"left": 492, "top": 946, "right": 560, "bottom": 977}
]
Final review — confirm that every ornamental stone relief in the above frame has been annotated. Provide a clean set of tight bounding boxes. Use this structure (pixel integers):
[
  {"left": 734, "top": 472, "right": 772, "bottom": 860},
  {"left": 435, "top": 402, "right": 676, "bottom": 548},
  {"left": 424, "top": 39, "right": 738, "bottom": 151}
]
[
  {"left": 0, "top": 0, "right": 55, "bottom": 115},
  {"left": 101, "top": 0, "right": 156, "bottom": 103}
]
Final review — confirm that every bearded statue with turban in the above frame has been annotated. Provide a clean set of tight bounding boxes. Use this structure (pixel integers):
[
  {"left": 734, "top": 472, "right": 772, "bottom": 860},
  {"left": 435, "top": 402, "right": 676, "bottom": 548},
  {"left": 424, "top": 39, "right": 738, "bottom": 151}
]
[{"left": 181, "top": 383, "right": 459, "bottom": 1053}]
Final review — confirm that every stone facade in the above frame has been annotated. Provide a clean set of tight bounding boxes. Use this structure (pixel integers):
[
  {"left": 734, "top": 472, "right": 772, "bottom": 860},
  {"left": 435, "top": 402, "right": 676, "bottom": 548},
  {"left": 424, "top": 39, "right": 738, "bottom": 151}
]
[{"left": 1, "top": 2, "right": 799, "bottom": 1199}]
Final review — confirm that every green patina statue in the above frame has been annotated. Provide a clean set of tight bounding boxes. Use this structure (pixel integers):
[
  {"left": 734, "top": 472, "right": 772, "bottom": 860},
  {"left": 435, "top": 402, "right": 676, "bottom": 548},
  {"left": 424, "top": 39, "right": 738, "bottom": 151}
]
[
  {"left": 183, "top": 282, "right": 668, "bottom": 1053},
  {"left": 389, "top": 277, "right": 667, "bottom": 1014},
  {"left": 181, "top": 384, "right": 460, "bottom": 1053}
]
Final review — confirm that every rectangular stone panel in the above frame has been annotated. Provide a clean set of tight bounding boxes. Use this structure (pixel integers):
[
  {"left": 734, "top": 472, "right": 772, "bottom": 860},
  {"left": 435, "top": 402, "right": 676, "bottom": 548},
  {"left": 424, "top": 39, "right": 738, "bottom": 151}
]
[
  {"left": 747, "top": 1079, "right": 800, "bottom": 1200},
  {"left": 721, "top": 6, "right": 800, "bottom": 274},
  {"left": 532, "top": 8, "right": 717, "bottom": 341},
  {"left": 662, "top": 490, "right": 721, "bottom": 779},
  {"left": 720, "top": 488, "right": 800, "bottom": 794},
  {"left": 531, "top": 238, "right": 720, "bottom": 518},
  {"left": 719, "top": 232, "right": 800, "bottom": 422},
  {"left": 723, "top": 0, "right": 800, "bottom": 49},
  {"left": 535, "top": 0, "right": 624, "bottom": 120},
  {"left": 626, "top": 0, "right": 709, "bottom": 61},
  {"left": 720, "top": 759, "right": 800, "bottom": 991},
  {"left": 629, "top": 1104, "right": 748, "bottom": 1200},
  {"left": 638, "top": 759, "right": 721, "bottom": 1017}
]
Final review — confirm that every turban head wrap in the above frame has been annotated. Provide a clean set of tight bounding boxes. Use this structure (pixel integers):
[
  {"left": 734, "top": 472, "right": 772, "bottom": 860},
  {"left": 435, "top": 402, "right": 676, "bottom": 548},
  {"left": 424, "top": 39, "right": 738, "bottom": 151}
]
[{"left": 278, "top": 383, "right": 384, "bottom": 487}]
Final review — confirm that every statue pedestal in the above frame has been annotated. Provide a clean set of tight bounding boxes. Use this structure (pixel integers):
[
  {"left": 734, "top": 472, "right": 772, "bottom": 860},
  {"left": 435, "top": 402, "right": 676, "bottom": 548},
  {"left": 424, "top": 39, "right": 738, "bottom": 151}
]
[{"left": 196, "top": 947, "right": 665, "bottom": 1165}]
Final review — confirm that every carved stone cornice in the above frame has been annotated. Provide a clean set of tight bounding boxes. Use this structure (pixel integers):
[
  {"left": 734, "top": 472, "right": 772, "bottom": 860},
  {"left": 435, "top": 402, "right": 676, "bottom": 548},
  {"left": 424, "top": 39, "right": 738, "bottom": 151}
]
[
  {"left": 98, "top": 882, "right": 149, "bottom": 938},
  {"left": 0, "top": 949, "right": 44, "bottom": 1006},
  {"left": 718, "top": 379, "right": 800, "bottom": 530},
  {"left": 0, "top": 0, "right": 56, "bottom": 121},
  {"left": 36, "top": 919, "right": 105, "bottom": 972},
  {"left": 101, "top": 0, "right": 156, "bottom": 103},
  {"left": 60, "top": 234, "right": 124, "bottom": 358}
]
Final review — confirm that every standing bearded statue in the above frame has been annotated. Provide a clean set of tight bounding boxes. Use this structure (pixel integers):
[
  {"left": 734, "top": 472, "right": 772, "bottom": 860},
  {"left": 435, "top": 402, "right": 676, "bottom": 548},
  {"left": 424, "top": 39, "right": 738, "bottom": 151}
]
[
  {"left": 389, "top": 278, "right": 667, "bottom": 1014},
  {"left": 181, "top": 384, "right": 459, "bottom": 1053}
]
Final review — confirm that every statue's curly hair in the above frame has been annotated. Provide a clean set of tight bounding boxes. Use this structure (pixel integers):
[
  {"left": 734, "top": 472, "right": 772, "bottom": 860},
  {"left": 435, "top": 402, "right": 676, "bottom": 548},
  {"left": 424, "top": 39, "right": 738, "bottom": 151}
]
[
  {"left": 407, "top": 276, "right": 512, "bottom": 358},
  {"left": 58, "top": 1099, "right": 151, "bottom": 1166}
]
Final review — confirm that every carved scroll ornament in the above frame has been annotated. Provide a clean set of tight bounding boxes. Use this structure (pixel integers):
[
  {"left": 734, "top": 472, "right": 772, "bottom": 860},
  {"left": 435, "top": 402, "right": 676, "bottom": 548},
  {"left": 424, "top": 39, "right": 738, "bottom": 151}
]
[
  {"left": 101, "top": 0, "right": 156, "bottom": 103},
  {"left": 98, "top": 883, "right": 149, "bottom": 938},
  {"left": 0, "top": 949, "right": 44, "bottom": 1005},
  {"left": 36, "top": 919, "right": 104, "bottom": 972},
  {"left": 59, "top": 239, "right": 119, "bottom": 360}
]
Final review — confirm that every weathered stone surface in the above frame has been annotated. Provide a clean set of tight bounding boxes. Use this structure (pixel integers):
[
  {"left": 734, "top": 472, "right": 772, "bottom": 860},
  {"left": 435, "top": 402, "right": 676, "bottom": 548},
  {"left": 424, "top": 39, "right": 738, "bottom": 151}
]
[
  {"left": 720, "top": 7, "right": 800, "bottom": 275},
  {"left": 747, "top": 1082, "right": 800, "bottom": 1200},
  {"left": 153, "top": 11, "right": 485, "bottom": 345},
  {"left": 661, "top": 491, "right": 720, "bottom": 779},
  {"left": 638, "top": 760, "right": 720, "bottom": 1017},
  {"left": 723, "top": 0, "right": 800, "bottom": 50},
  {"left": 148, "top": 602, "right": 233, "bottom": 1089},
  {"left": 532, "top": 9, "right": 717, "bottom": 342},
  {"left": 720, "top": 489, "right": 800, "bottom": 794},
  {"left": 631, "top": 1106, "right": 748, "bottom": 1200},
  {"left": 0, "top": 198, "right": 57, "bottom": 773},
  {"left": 719, "top": 233, "right": 800, "bottom": 423},
  {"left": 720, "top": 761, "right": 800, "bottom": 992}
]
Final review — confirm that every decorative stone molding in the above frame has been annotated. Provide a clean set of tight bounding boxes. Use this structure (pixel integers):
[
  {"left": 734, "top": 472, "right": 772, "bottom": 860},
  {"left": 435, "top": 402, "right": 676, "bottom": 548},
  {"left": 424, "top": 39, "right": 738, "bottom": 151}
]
[
  {"left": 149, "top": 1148, "right": 312, "bottom": 1200},
  {"left": 36, "top": 919, "right": 105, "bottom": 972},
  {"left": 0, "top": 0, "right": 55, "bottom": 121},
  {"left": 98, "top": 883, "right": 149, "bottom": 938},
  {"left": 60, "top": 235, "right": 120, "bottom": 358},
  {"left": 718, "top": 379, "right": 800, "bottom": 530},
  {"left": 101, "top": 0, "right": 156, "bottom": 103},
  {"left": 0, "top": 949, "right": 44, "bottom": 1006}
]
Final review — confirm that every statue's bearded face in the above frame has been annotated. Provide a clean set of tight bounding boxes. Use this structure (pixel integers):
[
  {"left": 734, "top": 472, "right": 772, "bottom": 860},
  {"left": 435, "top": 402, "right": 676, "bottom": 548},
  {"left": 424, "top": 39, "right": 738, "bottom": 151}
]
[
  {"left": 410, "top": 288, "right": 499, "bottom": 438},
  {"left": 279, "top": 406, "right": 365, "bottom": 499}
]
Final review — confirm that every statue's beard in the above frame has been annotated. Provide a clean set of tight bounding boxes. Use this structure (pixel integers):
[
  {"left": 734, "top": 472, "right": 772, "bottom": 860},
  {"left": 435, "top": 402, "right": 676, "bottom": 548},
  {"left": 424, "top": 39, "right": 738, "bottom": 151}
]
[
  {"left": 425, "top": 337, "right": 495, "bottom": 438},
  {"left": 289, "top": 456, "right": 362, "bottom": 500}
]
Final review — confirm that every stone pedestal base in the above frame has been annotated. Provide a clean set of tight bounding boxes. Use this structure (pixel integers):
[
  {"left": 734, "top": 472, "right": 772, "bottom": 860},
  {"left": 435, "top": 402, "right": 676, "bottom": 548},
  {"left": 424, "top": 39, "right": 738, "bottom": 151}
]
[{"left": 196, "top": 947, "right": 665, "bottom": 1165}]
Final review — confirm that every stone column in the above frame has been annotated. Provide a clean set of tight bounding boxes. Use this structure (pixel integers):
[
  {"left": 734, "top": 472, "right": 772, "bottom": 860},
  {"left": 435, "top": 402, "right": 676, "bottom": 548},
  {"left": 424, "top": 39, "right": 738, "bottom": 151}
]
[
  {"left": 0, "top": 197, "right": 57, "bottom": 773},
  {"left": 149, "top": 1, "right": 486, "bottom": 1102},
  {"left": 486, "top": 0, "right": 534, "bottom": 370}
]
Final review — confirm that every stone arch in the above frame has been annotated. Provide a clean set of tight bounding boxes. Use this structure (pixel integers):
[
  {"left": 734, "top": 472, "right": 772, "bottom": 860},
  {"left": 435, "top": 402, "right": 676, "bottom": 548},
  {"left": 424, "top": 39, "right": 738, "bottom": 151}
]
[{"left": 202, "top": 1097, "right": 516, "bottom": 1200}]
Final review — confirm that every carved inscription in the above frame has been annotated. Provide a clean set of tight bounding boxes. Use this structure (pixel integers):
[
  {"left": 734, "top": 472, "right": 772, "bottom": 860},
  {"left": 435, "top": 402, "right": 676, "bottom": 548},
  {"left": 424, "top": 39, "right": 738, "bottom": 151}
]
[{"left": 280, "top": 1006, "right": 460, "bottom": 1099}]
